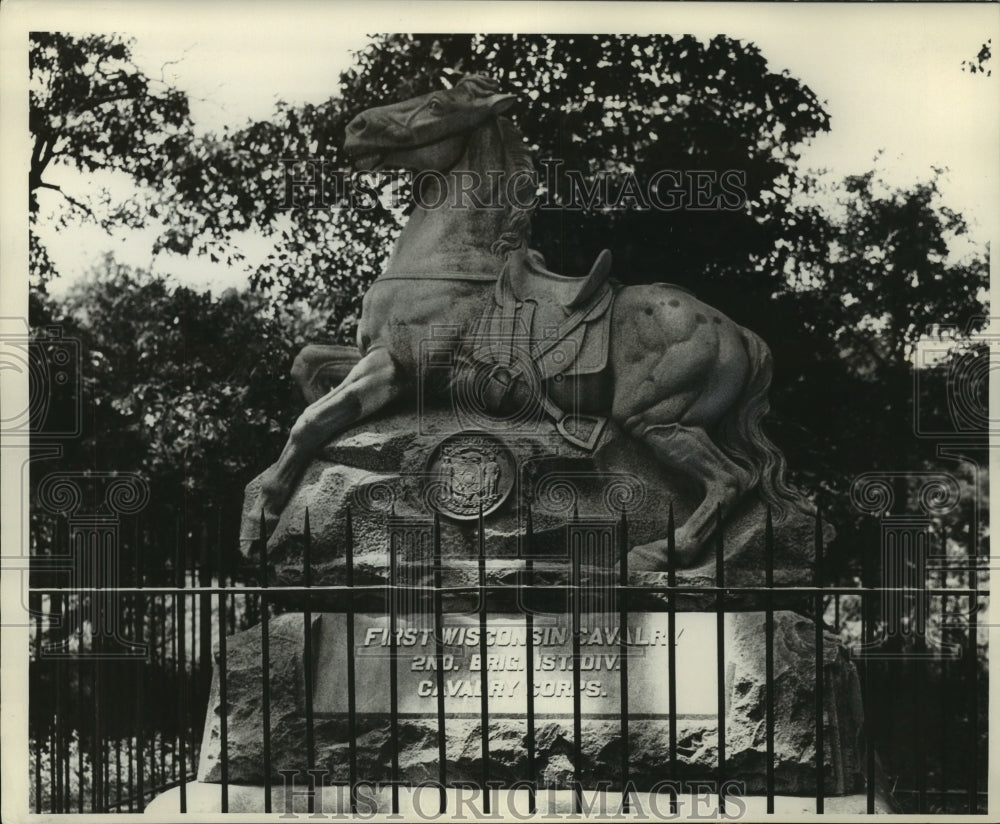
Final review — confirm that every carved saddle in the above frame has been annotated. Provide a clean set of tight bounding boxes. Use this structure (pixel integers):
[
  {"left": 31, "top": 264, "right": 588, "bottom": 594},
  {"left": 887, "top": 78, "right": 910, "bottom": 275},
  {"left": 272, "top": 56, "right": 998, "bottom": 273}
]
[{"left": 468, "top": 246, "right": 616, "bottom": 449}]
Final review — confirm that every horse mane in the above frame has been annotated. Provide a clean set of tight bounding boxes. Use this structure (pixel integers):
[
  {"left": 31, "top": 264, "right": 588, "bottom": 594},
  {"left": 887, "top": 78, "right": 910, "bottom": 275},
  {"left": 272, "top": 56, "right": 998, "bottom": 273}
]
[
  {"left": 447, "top": 75, "right": 535, "bottom": 259},
  {"left": 490, "top": 115, "right": 535, "bottom": 258}
]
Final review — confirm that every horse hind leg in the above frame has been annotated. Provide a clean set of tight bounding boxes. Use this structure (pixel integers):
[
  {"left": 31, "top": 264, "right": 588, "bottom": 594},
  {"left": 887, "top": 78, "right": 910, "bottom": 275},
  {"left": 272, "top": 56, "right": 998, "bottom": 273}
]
[{"left": 628, "top": 422, "right": 752, "bottom": 571}]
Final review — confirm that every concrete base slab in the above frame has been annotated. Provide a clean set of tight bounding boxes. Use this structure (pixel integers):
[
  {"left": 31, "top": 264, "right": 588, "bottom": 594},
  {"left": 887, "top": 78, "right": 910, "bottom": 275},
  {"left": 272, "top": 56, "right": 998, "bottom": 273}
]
[{"left": 146, "top": 781, "right": 894, "bottom": 816}]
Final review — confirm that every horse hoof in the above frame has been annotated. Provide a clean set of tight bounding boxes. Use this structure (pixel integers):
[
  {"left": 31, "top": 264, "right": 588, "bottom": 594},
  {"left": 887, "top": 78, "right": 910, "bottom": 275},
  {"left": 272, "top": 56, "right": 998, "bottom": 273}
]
[
  {"left": 249, "top": 504, "right": 281, "bottom": 538},
  {"left": 630, "top": 535, "right": 706, "bottom": 571},
  {"left": 247, "top": 489, "right": 283, "bottom": 541},
  {"left": 628, "top": 542, "right": 670, "bottom": 572}
]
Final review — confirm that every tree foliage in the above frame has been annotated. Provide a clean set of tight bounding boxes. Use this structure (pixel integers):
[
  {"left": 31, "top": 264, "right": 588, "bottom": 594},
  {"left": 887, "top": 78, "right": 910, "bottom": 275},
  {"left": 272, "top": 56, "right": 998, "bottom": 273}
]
[
  {"left": 143, "top": 33, "right": 830, "bottom": 338},
  {"left": 962, "top": 38, "right": 992, "bottom": 76},
  {"left": 28, "top": 31, "right": 988, "bottom": 554},
  {"left": 30, "top": 257, "right": 307, "bottom": 537},
  {"left": 29, "top": 33, "right": 194, "bottom": 287},
  {"left": 761, "top": 169, "right": 987, "bottom": 503}
]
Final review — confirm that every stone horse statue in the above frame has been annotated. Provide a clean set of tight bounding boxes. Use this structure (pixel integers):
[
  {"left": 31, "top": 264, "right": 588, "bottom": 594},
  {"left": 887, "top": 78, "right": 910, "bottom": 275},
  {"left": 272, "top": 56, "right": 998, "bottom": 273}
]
[{"left": 258, "top": 74, "right": 800, "bottom": 569}]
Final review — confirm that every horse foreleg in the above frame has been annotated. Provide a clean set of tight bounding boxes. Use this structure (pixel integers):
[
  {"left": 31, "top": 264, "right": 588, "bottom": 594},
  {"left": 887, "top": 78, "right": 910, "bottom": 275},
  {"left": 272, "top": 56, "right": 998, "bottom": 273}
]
[
  {"left": 628, "top": 422, "right": 751, "bottom": 570},
  {"left": 257, "top": 347, "right": 403, "bottom": 528}
]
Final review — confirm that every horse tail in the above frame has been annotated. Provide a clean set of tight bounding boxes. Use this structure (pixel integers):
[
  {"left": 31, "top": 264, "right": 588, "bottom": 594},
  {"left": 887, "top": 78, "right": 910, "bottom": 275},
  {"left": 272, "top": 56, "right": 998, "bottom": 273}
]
[{"left": 714, "top": 326, "right": 807, "bottom": 520}]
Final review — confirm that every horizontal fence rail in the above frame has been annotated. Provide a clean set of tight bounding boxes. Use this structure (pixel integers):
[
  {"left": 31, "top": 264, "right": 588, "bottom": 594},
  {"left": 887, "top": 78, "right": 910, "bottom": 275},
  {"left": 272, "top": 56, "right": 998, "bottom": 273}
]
[{"left": 28, "top": 504, "right": 989, "bottom": 815}]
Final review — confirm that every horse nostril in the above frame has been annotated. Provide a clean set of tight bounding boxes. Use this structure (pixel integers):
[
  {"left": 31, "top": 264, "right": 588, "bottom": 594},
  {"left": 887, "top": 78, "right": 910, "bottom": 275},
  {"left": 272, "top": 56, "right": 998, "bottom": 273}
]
[{"left": 349, "top": 115, "right": 367, "bottom": 134}]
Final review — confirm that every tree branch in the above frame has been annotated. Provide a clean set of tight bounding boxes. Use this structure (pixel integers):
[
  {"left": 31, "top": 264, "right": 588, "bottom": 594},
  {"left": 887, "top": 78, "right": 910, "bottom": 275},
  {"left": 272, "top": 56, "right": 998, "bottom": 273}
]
[
  {"left": 30, "top": 135, "right": 45, "bottom": 177},
  {"left": 34, "top": 181, "right": 95, "bottom": 217},
  {"left": 39, "top": 136, "right": 58, "bottom": 172}
]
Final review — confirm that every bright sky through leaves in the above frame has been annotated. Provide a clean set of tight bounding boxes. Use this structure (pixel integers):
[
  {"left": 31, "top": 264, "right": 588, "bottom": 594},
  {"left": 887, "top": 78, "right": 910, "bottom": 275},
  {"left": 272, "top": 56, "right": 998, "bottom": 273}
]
[{"left": 29, "top": 2, "right": 998, "bottom": 297}]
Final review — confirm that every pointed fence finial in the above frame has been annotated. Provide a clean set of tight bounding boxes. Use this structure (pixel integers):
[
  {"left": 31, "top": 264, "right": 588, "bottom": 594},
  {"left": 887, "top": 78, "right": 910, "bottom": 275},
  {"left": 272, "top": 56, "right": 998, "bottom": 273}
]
[
  {"left": 478, "top": 498, "right": 486, "bottom": 559},
  {"left": 765, "top": 504, "right": 774, "bottom": 589},
  {"left": 259, "top": 509, "right": 269, "bottom": 587},
  {"left": 666, "top": 501, "right": 676, "bottom": 584},
  {"left": 813, "top": 506, "right": 824, "bottom": 586},
  {"left": 345, "top": 505, "right": 355, "bottom": 586},
  {"left": 715, "top": 504, "right": 725, "bottom": 588},
  {"left": 303, "top": 507, "right": 313, "bottom": 589}
]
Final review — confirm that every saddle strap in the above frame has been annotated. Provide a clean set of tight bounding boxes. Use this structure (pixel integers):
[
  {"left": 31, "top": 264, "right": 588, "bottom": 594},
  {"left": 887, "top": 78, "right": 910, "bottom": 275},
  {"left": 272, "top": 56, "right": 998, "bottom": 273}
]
[{"left": 527, "top": 287, "right": 613, "bottom": 364}]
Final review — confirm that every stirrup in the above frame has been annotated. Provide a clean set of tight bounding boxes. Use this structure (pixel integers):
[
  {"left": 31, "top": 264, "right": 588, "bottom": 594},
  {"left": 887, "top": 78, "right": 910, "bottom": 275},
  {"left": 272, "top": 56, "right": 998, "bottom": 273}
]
[{"left": 555, "top": 413, "right": 609, "bottom": 451}]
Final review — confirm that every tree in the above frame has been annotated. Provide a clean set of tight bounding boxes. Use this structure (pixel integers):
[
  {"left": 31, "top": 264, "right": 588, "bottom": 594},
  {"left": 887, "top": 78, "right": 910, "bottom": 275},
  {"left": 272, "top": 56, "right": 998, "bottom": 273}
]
[
  {"left": 758, "top": 168, "right": 988, "bottom": 563},
  {"left": 29, "top": 33, "right": 196, "bottom": 290},
  {"left": 30, "top": 257, "right": 313, "bottom": 563},
  {"left": 145, "top": 33, "right": 831, "bottom": 340}
]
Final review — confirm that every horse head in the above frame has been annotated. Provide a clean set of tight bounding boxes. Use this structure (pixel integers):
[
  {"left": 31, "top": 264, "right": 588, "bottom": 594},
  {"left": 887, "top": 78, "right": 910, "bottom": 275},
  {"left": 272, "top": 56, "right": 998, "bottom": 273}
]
[{"left": 344, "top": 75, "right": 516, "bottom": 174}]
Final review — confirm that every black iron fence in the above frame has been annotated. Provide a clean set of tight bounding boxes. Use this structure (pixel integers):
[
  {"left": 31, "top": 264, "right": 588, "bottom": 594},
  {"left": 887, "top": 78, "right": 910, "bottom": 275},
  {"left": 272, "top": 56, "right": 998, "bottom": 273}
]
[{"left": 28, "top": 502, "right": 988, "bottom": 815}]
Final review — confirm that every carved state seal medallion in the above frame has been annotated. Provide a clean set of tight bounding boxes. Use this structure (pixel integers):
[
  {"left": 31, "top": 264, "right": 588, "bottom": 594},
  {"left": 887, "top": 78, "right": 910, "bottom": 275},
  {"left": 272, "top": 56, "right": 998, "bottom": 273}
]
[{"left": 426, "top": 432, "right": 516, "bottom": 520}]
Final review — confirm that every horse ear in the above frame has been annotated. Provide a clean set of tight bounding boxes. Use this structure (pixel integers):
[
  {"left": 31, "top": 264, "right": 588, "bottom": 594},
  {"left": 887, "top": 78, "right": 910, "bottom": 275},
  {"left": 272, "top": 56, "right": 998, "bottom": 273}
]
[{"left": 487, "top": 93, "right": 516, "bottom": 114}]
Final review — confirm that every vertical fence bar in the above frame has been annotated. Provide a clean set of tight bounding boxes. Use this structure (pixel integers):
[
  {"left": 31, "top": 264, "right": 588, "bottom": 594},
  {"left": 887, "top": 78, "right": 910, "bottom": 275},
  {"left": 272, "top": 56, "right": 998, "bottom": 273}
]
[
  {"left": 570, "top": 507, "right": 582, "bottom": 815},
  {"left": 134, "top": 527, "right": 145, "bottom": 813},
  {"left": 913, "top": 526, "right": 928, "bottom": 813},
  {"left": 32, "top": 600, "right": 41, "bottom": 813},
  {"left": 119, "top": 573, "right": 128, "bottom": 810},
  {"left": 388, "top": 509, "right": 400, "bottom": 815},
  {"left": 433, "top": 512, "right": 447, "bottom": 814},
  {"left": 886, "top": 602, "right": 902, "bottom": 810},
  {"left": 478, "top": 501, "right": 491, "bottom": 815},
  {"left": 666, "top": 504, "right": 678, "bottom": 815},
  {"left": 345, "top": 508, "right": 358, "bottom": 814},
  {"left": 64, "top": 575, "right": 72, "bottom": 812},
  {"left": 199, "top": 524, "right": 212, "bottom": 741},
  {"left": 259, "top": 511, "right": 272, "bottom": 813},
  {"left": 864, "top": 516, "right": 876, "bottom": 815},
  {"left": 177, "top": 532, "right": 188, "bottom": 813},
  {"left": 524, "top": 503, "right": 537, "bottom": 815},
  {"left": 218, "top": 533, "right": 229, "bottom": 812},
  {"left": 127, "top": 721, "right": 133, "bottom": 813},
  {"left": 815, "top": 508, "right": 825, "bottom": 813},
  {"left": 56, "top": 519, "right": 68, "bottom": 811},
  {"left": 618, "top": 509, "right": 630, "bottom": 813},
  {"left": 171, "top": 531, "right": 179, "bottom": 786},
  {"left": 966, "top": 530, "right": 979, "bottom": 814},
  {"left": 765, "top": 507, "right": 775, "bottom": 813},
  {"left": 123, "top": 536, "right": 136, "bottom": 813},
  {"left": 224, "top": 510, "right": 236, "bottom": 639},
  {"left": 715, "top": 509, "right": 726, "bottom": 816},
  {"left": 105, "top": 720, "right": 111, "bottom": 813},
  {"left": 49, "top": 717, "right": 56, "bottom": 814},
  {"left": 160, "top": 557, "right": 168, "bottom": 793},
  {"left": 303, "top": 509, "right": 317, "bottom": 814},
  {"left": 104, "top": 719, "right": 111, "bottom": 813},
  {"left": 148, "top": 545, "right": 159, "bottom": 797},
  {"left": 188, "top": 561, "right": 196, "bottom": 770},
  {"left": 914, "top": 652, "right": 926, "bottom": 813},
  {"left": 55, "top": 642, "right": 63, "bottom": 813},
  {"left": 93, "top": 592, "right": 103, "bottom": 813},
  {"left": 56, "top": 520, "right": 68, "bottom": 813},
  {"left": 939, "top": 524, "right": 949, "bottom": 813},
  {"left": 55, "top": 616, "right": 65, "bottom": 813},
  {"left": 64, "top": 689, "right": 71, "bottom": 813},
  {"left": 78, "top": 592, "right": 85, "bottom": 813}
]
